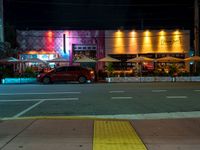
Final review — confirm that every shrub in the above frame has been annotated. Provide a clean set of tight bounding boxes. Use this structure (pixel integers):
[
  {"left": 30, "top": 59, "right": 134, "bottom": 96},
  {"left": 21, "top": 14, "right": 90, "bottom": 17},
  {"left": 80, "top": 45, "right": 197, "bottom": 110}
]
[{"left": 23, "top": 67, "right": 37, "bottom": 77}]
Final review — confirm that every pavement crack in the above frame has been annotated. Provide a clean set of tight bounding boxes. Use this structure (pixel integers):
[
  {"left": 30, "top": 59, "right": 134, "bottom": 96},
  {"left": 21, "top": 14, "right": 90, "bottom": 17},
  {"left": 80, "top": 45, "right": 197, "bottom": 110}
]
[{"left": 0, "top": 119, "right": 37, "bottom": 150}]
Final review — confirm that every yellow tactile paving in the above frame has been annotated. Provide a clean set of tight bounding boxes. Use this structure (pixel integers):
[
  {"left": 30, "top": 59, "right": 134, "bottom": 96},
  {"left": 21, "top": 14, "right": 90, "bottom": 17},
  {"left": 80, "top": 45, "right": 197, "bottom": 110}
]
[{"left": 93, "top": 120, "right": 147, "bottom": 150}]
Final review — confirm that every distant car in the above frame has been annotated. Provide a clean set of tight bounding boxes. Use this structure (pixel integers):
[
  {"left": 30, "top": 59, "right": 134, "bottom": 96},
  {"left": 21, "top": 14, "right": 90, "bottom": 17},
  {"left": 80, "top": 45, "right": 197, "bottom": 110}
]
[{"left": 37, "top": 66, "right": 95, "bottom": 84}]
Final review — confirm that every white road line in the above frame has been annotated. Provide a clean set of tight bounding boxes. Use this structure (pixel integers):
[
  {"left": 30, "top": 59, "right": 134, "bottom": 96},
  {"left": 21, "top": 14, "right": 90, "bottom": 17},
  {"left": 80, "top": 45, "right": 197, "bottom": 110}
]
[
  {"left": 13, "top": 100, "right": 45, "bottom": 118},
  {"left": 3, "top": 111, "right": 200, "bottom": 120},
  {"left": 152, "top": 90, "right": 167, "bottom": 92},
  {"left": 111, "top": 97, "right": 133, "bottom": 99},
  {"left": 194, "top": 90, "right": 200, "bottom": 92},
  {"left": 166, "top": 96, "right": 188, "bottom": 99},
  {"left": 0, "top": 92, "right": 81, "bottom": 96},
  {"left": 0, "top": 98, "right": 79, "bottom": 102},
  {"left": 109, "top": 91, "right": 125, "bottom": 93}
]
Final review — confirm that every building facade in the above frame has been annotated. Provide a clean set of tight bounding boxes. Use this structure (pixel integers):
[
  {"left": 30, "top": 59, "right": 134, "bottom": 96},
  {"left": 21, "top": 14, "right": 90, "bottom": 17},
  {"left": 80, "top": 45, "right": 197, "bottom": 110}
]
[
  {"left": 106, "top": 30, "right": 189, "bottom": 55},
  {"left": 17, "top": 29, "right": 190, "bottom": 70},
  {"left": 105, "top": 30, "right": 190, "bottom": 69},
  {"left": 17, "top": 30, "right": 105, "bottom": 61}
]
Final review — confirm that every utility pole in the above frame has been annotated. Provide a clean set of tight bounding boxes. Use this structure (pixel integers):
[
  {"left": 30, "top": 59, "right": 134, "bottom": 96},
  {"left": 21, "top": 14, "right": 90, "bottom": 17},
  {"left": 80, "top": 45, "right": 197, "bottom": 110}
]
[
  {"left": 194, "top": 0, "right": 199, "bottom": 56},
  {"left": 0, "top": 0, "right": 4, "bottom": 42}
]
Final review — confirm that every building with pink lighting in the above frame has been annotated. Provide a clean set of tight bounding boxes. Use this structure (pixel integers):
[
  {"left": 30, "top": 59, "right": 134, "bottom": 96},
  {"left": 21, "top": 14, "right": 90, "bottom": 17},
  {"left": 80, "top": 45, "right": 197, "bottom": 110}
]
[
  {"left": 17, "top": 29, "right": 190, "bottom": 71},
  {"left": 17, "top": 30, "right": 105, "bottom": 63}
]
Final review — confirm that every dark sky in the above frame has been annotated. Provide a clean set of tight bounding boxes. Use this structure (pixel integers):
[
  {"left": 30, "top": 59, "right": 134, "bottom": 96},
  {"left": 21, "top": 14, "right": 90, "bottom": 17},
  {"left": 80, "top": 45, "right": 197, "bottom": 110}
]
[{"left": 4, "top": 0, "right": 196, "bottom": 30}]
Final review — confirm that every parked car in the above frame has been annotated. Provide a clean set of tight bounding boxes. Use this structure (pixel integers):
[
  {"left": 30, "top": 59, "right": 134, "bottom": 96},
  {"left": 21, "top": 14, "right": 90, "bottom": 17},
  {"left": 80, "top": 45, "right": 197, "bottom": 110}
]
[{"left": 37, "top": 66, "right": 95, "bottom": 84}]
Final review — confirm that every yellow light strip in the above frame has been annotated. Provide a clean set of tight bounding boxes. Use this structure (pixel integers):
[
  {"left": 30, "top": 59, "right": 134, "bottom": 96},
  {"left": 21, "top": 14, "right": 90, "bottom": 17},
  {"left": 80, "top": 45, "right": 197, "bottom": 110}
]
[
  {"left": 114, "top": 30, "right": 125, "bottom": 53},
  {"left": 142, "top": 30, "right": 153, "bottom": 53}
]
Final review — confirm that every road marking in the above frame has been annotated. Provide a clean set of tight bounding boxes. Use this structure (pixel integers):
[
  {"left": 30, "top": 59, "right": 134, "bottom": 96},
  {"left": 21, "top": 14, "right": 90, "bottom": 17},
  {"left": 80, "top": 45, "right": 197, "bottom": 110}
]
[
  {"left": 0, "top": 98, "right": 79, "bottom": 102},
  {"left": 111, "top": 97, "right": 132, "bottom": 99},
  {"left": 194, "top": 90, "right": 200, "bottom": 92},
  {"left": 152, "top": 90, "right": 167, "bottom": 92},
  {"left": 93, "top": 120, "right": 147, "bottom": 150},
  {"left": 0, "top": 92, "right": 81, "bottom": 96},
  {"left": 13, "top": 100, "right": 45, "bottom": 118},
  {"left": 109, "top": 91, "right": 125, "bottom": 93},
  {"left": 166, "top": 96, "right": 188, "bottom": 99},
  {"left": 2, "top": 111, "right": 200, "bottom": 121}
]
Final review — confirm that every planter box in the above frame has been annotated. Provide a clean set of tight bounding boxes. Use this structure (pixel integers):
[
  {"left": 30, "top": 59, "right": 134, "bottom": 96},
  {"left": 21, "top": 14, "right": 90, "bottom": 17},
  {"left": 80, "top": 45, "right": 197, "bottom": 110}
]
[
  {"left": 105, "top": 76, "right": 200, "bottom": 83},
  {"left": 190, "top": 76, "right": 200, "bottom": 81},
  {"left": 2, "top": 78, "right": 37, "bottom": 84},
  {"left": 176, "top": 77, "right": 191, "bottom": 82},
  {"left": 154, "top": 77, "right": 172, "bottom": 82},
  {"left": 106, "top": 77, "right": 141, "bottom": 83}
]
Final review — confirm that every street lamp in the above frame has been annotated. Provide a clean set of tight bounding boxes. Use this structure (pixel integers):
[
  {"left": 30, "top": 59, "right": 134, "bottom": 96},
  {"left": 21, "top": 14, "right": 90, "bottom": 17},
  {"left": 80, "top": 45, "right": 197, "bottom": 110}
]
[{"left": 0, "top": 0, "right": 4, "bottom": 42}]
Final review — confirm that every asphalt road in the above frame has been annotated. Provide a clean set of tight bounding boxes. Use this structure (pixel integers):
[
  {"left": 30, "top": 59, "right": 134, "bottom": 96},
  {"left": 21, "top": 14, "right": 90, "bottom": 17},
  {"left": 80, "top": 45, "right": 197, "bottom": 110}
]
[{"left": 1, "top": 82, "right": 200, "bottom": 119}]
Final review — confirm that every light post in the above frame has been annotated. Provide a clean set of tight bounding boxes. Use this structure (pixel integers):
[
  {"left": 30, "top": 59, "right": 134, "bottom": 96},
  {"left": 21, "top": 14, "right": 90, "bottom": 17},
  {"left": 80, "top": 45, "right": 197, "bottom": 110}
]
[
  {"left": 194, "top": 0, "right": 199, "bottom": 56},
  {"left": 0, "top": 0, "right": 4, "bottom": 42},
  {"left": 194, "top": 0, "right": 199, "bottom": 73}
]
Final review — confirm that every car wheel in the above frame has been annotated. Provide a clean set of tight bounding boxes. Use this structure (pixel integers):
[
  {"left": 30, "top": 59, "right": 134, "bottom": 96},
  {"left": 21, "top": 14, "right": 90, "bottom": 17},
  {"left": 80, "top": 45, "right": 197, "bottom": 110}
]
[
  {"left": 43, "top": 76, "right": 51, "bottom": 84},
  {"left": 78, "top": 76, "right": 86, "bottom": 83}
]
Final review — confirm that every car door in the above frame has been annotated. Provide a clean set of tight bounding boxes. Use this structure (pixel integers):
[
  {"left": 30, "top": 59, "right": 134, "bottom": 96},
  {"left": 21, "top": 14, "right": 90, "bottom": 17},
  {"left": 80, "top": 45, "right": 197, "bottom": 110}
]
[
  {"left": 65, "top": 66, "right": 80, "bottom": 81},
  {"left": 52, "top": 67, "right": 67, "bottom": 82}
]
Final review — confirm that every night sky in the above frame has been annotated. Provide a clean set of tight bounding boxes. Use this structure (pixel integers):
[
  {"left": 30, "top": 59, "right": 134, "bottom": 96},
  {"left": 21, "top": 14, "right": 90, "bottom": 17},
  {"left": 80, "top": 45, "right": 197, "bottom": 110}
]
[{"left": 4, "top": 0, "right": 195, "bottom": 30}]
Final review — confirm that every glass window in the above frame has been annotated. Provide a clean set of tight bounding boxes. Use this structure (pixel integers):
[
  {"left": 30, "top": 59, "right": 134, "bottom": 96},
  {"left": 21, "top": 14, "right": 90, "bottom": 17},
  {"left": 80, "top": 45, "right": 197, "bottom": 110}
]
[
  {"left": 56, "top": 67, "right": 67, "bottom": 72},
  {"left": 67, "top": 66, "right": 80, "bottom": 71}
]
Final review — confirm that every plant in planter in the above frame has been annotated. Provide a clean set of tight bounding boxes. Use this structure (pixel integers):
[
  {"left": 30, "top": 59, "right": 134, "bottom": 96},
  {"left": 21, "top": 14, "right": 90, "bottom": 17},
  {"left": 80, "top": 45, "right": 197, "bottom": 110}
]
[
  {"left": 23, "top": 67, "right": 38, "bottom": 77},
  {"left": 1, "top": 67, "right": 14, "bottom": 78},
  {"left": 169, "top": 64, "right": 178, "bottom": 77},
  {"left": 105, "top": 62, "right": 114, "bottom": 77}
]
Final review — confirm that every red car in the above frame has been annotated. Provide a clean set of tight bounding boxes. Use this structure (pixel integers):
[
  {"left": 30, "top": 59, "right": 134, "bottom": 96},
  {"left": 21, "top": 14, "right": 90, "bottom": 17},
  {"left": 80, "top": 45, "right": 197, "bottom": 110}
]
[{"left": 37, "top": 66, "right": 95, "bottom": 84}]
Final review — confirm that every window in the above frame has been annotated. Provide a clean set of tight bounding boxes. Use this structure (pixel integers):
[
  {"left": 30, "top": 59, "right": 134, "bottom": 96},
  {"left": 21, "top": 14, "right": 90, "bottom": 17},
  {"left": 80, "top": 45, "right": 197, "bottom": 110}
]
[
  {"left": 67, "top": 66, "right": 81, "bottom": 71},
  {"left": 73, "top": 45, "right": 97, "bottom": 51},
  {"left": 56, "top": 67, "right": 67, "bottom": 72}
]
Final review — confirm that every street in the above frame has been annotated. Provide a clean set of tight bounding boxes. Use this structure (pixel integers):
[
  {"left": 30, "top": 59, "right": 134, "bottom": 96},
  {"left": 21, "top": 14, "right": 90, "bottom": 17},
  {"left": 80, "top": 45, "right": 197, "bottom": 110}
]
[
  {"left": 1, "top": 82, "right": 200, "bottom": 119},
  {"left": 1, "top": 82, "right": 200, "bottom": 150}
]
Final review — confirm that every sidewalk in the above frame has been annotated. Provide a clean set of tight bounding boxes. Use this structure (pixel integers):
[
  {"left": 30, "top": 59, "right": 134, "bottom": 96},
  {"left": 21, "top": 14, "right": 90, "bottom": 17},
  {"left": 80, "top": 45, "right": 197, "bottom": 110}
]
[{"left": 0, "top": 118, "right": 200, "bottom": 150}]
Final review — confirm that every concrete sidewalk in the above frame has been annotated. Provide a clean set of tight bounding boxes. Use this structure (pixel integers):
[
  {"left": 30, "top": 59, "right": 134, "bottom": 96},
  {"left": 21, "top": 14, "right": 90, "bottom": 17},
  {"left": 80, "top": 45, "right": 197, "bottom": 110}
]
[{"left": 0, "top": 118, "right": 200, "bottom": 150}]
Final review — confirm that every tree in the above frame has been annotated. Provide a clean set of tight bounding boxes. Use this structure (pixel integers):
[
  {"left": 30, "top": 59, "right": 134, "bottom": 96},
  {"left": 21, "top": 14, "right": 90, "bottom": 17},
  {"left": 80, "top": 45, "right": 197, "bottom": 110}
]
[
  {"left": 169, "top": 64, "right": 178, "bottom": 77},
  {"left": 0, "top": 42, "right": 19, "bottom": 58},
  {"left": 0, "top": 24, "right": 20, "bottom": 59},
  {"left": 105, "top": 62, "right": 114, "bottom": 77},
  {"left": 4, "top": 24, "right": 18, "bottom": 48}
]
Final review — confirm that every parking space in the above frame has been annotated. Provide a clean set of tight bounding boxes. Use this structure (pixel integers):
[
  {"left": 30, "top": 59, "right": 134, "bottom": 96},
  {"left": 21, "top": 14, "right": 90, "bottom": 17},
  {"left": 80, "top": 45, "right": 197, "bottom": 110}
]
[{"left": 0, "top": 101, "right": 37, "bottom": 118}]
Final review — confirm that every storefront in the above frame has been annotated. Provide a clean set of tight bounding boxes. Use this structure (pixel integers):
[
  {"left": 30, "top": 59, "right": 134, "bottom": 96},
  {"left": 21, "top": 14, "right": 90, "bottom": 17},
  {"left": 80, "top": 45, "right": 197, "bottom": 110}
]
[
  {"left": 17, "top": 30, "right": 105, "bottom": 70},
  {"left": 19, "top": 50, "right": 58, "bottom": 61},
  {"left": 105, "top": 30, "right": 190, "bottom": 74},
  {"left": 17, "top": 29, "right": 190, "bottom": 73}
]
